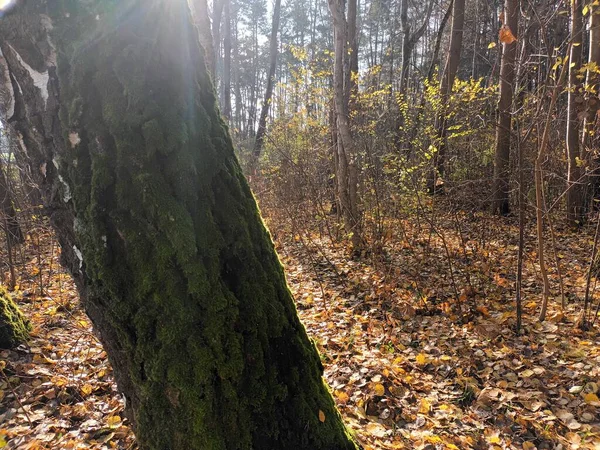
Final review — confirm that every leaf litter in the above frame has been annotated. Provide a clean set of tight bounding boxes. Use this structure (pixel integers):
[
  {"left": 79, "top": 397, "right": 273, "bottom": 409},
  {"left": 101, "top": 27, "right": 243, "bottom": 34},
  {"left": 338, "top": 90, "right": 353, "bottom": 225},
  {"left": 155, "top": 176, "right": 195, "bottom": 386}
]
[{"left": 2, "top": 212, "right": 600, "bottom": 449}]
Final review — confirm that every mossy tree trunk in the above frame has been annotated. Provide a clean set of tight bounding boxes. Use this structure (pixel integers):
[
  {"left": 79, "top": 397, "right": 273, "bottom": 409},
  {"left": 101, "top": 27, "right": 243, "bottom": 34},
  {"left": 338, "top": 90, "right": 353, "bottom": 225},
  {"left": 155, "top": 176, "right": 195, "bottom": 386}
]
[
  {"left": 0, "top": 287, "right": 30, "bottom": 349},
  {"left": 0, "top": 1, "right": 359, "bottom": 449}
]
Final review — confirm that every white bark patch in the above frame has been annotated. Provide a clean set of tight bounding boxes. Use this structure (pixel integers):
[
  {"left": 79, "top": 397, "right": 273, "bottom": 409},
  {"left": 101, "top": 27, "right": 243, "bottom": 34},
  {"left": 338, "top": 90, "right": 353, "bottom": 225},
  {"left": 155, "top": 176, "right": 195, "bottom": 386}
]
[
  {"left": 40, "top": 14, "right": 53, "bottom": 30},
  {"left": 69, "top": 132, "right": 81, "bottom": 148},
  {"left": 58, "top": 173, "right": 72, "bottom": 203},
  {"left": 16, "top": 132, "right": 28, "bottom": 158},
  {"left": 8, "top": 44, "right": 49, "bottom": 106},
  {"left": 40, "top": 16, "right": 57, "bottom": 66},
  {"left": 73, "top": 245, "right": 83, "bottom": 269},
  {"left": 73, "top": 217, "right": 82, "bottom": 233}
]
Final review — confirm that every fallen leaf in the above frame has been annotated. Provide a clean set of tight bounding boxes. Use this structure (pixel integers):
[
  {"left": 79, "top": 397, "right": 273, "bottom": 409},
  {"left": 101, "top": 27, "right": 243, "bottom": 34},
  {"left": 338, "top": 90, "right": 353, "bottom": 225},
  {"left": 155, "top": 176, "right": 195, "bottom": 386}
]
[{"left": 318, "top": 410, "right": 325, "bottom": 423}]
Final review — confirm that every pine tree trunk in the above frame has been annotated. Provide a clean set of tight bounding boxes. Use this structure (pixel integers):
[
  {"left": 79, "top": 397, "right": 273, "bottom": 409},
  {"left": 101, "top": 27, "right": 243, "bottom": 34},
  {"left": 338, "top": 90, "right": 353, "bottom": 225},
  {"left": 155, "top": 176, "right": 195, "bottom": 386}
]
[
  {"left": 0, "top": 2, "right": 359, "bottom": 449},
  {"left": 491, "top": 0, "right": 519, "bottom": 215}
]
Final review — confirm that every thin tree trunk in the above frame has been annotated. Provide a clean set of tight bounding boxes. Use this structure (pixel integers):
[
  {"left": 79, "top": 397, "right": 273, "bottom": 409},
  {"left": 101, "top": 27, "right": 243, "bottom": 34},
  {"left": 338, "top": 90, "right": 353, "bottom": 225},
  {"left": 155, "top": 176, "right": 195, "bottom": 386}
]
[
  {"left": 0, "top": 157, "right": 23, "bottom": 246},
  {"left": 582, "top": 3, "right": 600, "bottom": 210},
  {"left": 232, "top": 0, "right": 243, "bottom": 134},
  {"left": 515, "top": 114, "right": 524, "bottom": 334},
  {"left": 430, "top": 0, "right": 466, "bottom": 193},
  {"left": 566, "top": 0, "right": 584, "bottom": 225},
  {"left": 536, "top": 50, "right": 569, "bottom": 322},
  {"left": 252, "top": 0, "right": 282, "bottom": 165},
  {"left": 399, "top": 0, "right": 435, "bottom": 96},
  {"left": 328, "top": 0, "right": 361, "bottom": 250},
  {"left": 404, "top": 0, "right": 453, "bottom": 159},
  {"left": 0, "top": 2, "right": 359, "bottom": 448},
  {"left": 221, "top": 0, "right": 232, "bottom": 119},
  {"left": 491, "top": 0, "right": 519, "bottom": 215}
]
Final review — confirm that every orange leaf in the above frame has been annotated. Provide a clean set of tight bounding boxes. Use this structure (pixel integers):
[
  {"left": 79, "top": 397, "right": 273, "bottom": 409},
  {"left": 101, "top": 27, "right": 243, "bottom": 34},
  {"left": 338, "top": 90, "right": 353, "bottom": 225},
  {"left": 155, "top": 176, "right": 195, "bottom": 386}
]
[
  {"left": 499, "top": 25, "right": 517, "bottom": 44},
  {"left": 318, "top": 410, "right": 326, "bottom": 423}
]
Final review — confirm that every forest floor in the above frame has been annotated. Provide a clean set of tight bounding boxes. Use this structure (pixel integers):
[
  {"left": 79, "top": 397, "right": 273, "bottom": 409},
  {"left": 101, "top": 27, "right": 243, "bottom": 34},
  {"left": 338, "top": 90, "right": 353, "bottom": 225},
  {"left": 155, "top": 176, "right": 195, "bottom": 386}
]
[{"left": 2, "top": 207, "right": 600, "bottom": 449}]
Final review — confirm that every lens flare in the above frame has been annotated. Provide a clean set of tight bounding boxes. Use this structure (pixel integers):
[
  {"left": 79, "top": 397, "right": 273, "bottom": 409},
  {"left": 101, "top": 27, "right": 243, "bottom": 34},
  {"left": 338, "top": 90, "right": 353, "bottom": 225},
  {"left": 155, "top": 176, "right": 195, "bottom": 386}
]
[{"left": 0, "top": 0, "right": 16, "bottom": 12}]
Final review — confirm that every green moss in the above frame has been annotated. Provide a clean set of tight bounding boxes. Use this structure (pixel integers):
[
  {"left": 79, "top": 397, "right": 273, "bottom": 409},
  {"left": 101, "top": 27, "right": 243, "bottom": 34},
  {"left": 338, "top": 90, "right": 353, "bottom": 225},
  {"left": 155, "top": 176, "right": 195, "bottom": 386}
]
[
  {"left": 0, "top": 287, "right": 31, "bottom": 349},
  {"left": 47, "top": 1, "right": 360, "bottom": 449}
]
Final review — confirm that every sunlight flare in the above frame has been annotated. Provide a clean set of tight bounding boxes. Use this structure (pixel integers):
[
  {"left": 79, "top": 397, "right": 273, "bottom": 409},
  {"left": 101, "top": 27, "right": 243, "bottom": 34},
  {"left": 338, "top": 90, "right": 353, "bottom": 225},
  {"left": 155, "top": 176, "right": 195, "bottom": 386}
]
[{"left": 0, "top": 0, "right": 15, "bottom": 12}]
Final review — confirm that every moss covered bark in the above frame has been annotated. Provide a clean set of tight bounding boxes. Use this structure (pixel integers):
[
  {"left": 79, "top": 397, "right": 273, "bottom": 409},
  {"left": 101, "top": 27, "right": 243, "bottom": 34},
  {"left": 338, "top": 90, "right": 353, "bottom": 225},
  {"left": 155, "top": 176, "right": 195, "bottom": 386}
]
[
  {"left": 0, "top": 1, "right": 359, "bottom": 449},
  {"left": 0, "top": 287, "right": 30, "bottom": 349}
]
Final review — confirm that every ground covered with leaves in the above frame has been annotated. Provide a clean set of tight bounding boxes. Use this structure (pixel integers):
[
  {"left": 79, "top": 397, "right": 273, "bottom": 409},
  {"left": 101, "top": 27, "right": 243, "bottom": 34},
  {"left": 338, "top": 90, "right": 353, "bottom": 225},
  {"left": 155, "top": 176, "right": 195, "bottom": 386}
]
[{"left": 2, "top": 211, "right": 600, "bottom": 449}]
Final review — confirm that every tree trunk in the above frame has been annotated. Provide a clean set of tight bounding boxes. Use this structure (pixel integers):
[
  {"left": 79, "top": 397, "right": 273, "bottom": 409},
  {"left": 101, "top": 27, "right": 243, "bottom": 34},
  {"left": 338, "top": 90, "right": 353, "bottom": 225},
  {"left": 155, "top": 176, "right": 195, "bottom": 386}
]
[
  {"left": 328, "top": 0, "right": 361, "bottom": 250},
  {"left": 252, "top": 0, "right": 282, "bottom": 165},
  {"left": 396, "top": 0, "right": 435, "bottom": 155},
  {"left": 566, "top": 0, "right": 584, "bottom": 225},
  {"left": 0, "top": 2, "right": 359, "bottom": 449},
  {"left": 399, "top": 0, "right": 435, "bottom": 96},
  {"left": 189, "top": 0, "right": 216, "bottom": 81},
  {"left": 582, "top": 3, "right": 600, "bottom": 210},
  {"left": 491, "top": 0, "right": 519, "bottom": 215},
  {"left": 0, "top": 286, "right": 30, "bottom": 349},
  {"left": 0, "top": 157, "right": 23, "bottom": 246},
  {"left": 221, "top": 0, "right": 232, "bottom": 120},
  {"left": 430, "top": 0, "right": 465, "bottom": 193}
]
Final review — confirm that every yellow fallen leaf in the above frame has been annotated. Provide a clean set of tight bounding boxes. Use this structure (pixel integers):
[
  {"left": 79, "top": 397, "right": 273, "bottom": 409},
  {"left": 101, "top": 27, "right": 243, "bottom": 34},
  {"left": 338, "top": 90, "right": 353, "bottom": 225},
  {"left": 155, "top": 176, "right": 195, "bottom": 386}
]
[
  {"left": 416, "top": 353, "right": 428, "bottom": 365},
  {"left": 374, "top": 383, "right": 385, "bottom": 396},
  {"left": 81, "top": 384, "right": 93, "bottom": 396},
  {"left": 584, "top": 393, "right": 600, "bottom": 404},
  {"left": 318, "top": 410, "right": 326, "bottom": 423},
  {"left": 487, "top": 434, "right": 501, "bottom": 444},
  {"left": 335, "top": 391, "right": 349, "bottom": 403},
  {"left": 521, "top": 369, "right": 534, "bottom": 378},
  {"left": 107, "top": 415, "right": 122, "bottom": 427},
  {"left": 419, "top": 398, "right": 431, "bottom": 414}
]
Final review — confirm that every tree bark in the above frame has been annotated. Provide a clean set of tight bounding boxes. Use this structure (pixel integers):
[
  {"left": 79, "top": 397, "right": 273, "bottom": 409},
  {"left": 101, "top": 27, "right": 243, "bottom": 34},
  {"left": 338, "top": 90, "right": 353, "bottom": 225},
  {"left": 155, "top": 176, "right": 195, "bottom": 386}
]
[
  {"left": 430, "top": 0, "right": 465, "bottom": 193},
  {"left": 491, "top": 0, "right": 519, "bottom": 215},
  {"left": 582, "top": 3, "right": 600, "bottom": 211},
  {"left": 328, "top": 0, "right": 361, "bottom": 250},
  {"left": 0, "top": 2, "right": 359, "bottom": 449},
  {"left": 399, "top": 0, "right": 435, "bottom": 96},
  {"left": 252, "top": 0, "right": 282, "bottom": 165},
  {"left": 566, "top": 0, "right": 584, "bottom": 225},
  {"left": 220, "top": 0, "right": 232, "bottom": 120},
  {"left": 0, "top": 286, "right": 30, "bottom": 349},
  {"left": 189, "top": 0, "right": 216, "bottom": 81},
  {"left": 0, "top": 157, "right": 23, "bottom": 245}
]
